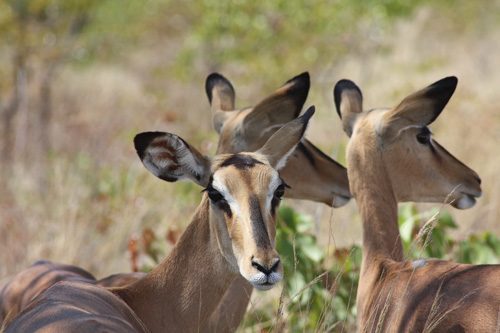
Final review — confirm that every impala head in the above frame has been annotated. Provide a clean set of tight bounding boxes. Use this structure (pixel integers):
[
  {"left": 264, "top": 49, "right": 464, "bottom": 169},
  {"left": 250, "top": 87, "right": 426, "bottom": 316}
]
[
  {"left": 134, "top": 107, "right": 315, "bottom": 290},
  {"left": 205, "top": 72, "right": 351, "bottom": 207},
  {"left": 334, "top": 76, "right": 482, "bottom": 209}
]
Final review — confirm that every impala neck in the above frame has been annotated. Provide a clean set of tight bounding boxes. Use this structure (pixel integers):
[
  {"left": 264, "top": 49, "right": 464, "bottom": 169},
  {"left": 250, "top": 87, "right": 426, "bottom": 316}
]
[
  {"left": 112, "top": 197, "right": 238, "bottom": 333},
  {"left": 348, "top": 145, "right": 404, "bottom": 322},
  {"left": 348, "top": 149, "right": 404, "bottom": 267}
]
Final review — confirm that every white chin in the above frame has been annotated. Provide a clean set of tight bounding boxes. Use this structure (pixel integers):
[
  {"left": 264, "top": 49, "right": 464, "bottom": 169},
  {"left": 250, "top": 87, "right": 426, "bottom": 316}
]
[
  {"left": 333, "top": 195, "right": 351, "bottom": 207},
  {"left": 455, "top": 195, "right": 477, "bottom": 210},
  {"left": 252, "top": 282, "right": 276, "bottom": 291}
]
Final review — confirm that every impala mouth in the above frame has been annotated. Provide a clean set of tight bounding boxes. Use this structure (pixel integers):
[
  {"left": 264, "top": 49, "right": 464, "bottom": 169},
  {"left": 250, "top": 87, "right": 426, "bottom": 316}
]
[
  {"left": 333, "top": 194, "right": 352, "bottom": 207},
  {"left": 252, "top": 281, "right": 277, "bottom": 291},
  {"left": 452, "top": 193, "right": 479, "bottom": 210},
  {"left": 247, "top": 272, "right": 282, "bottom": 291}
]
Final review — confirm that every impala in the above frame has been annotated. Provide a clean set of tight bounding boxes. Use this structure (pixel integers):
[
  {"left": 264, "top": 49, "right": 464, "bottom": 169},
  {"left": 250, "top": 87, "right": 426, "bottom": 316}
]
[
  {"left": 4, "top": 108, "right": 314, "bottom": 332},
  {"left": 207, "top": 71, "right": 351, "bottom": 206},
  {"left": 0, "top": 72, "right": 351, "bottom": 331},
  {"left": 0, "top": 261, "right": 146, "bottom": 325},
  {"left": 204, "top": 72, "right": 352, "bottom": 332},
  {"left": 335, "top": 76, "right": 500, "bottom": 332}
]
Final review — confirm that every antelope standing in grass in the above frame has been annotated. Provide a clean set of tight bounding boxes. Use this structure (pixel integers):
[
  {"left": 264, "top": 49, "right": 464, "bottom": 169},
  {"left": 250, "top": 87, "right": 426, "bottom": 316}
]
[
  {"left": 335, "top": 76, "right": 500, "bottom": 332},
  {"left": 4, "top": 108, "right": 314, "bottom": 332},
  {"left": 1, "top": 72, "right": 351, "bottom": 331},
  {"left": 204, "top": 71, "right": 351, "bottom": 332}
]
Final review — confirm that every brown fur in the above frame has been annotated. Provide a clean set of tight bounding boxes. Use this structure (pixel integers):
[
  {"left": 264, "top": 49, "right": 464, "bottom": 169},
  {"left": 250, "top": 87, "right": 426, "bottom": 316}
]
[
  {"left": 335, "top": 77, "right": 500, "bottom": 332},
  {"left": 4, "top": 111, "right": 313, "bottom": 332},
  {"left": 0, "top": 261, "right": 145, "bottom": 327},
  {"left": 204, "top": 73, "right": 351, "bottom": 333},
  {"left": 208, "top": 72, "right": 351, "bottom": 207}
]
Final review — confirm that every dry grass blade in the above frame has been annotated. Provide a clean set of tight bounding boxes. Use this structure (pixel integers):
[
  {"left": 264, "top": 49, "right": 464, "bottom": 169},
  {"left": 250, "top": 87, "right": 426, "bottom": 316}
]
[
  {"left": 370, "top": 187, "right": 461, "bottom": 332},
  {"left": 422, "top": 285, "right": 478, "bottom": 333},
  {"left": 290, "top": 271, "right": 329, "bottom": 304},
  {"left": 273, "top": 274, "right": 289, "bottom": 332}
]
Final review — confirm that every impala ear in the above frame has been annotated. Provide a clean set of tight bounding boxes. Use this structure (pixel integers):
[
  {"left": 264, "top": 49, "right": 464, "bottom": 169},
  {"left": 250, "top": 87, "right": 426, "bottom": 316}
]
[
  {"left": 381, "top": 76, "right": 458, "bottom": 138},
  {"left": 333, "top": 79, "right": 363, "bottom": 137},
  {"left": 242, "top": 72, "right": 310, "bottom": 140},
  {"left": 257, "top": 106, "right": 315, "bottom": 170},
  {"left": 134, "top": 132, "right": 212, "bottom": 187},
  {"left": 206, "top": 73, "right": 235, "bottom": 134}
]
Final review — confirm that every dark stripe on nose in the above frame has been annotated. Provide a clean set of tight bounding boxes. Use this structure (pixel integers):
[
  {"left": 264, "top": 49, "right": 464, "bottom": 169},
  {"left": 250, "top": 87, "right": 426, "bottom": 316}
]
[{"left": 249, "top": 195, "right": 272, "bottom": 249}]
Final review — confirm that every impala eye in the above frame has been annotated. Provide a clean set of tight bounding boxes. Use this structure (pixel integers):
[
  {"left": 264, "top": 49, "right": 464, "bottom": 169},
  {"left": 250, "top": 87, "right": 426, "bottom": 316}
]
[
  {"left": 204, "top": 186, "right": 224, "bottom": 203},
  {"left": 416, "top": 128, "right": 431, "bottom": 144},
  {"left": 274, "top": 184, "right": 286, "bottom": 199}
]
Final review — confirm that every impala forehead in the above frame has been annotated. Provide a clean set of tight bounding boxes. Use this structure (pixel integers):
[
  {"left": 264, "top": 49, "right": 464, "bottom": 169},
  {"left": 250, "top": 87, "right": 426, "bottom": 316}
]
[
  {"left": 211, "top": 155, "right": 281, "bottom": 204},
  {"left": 353, "top": 108, "right": 387, "bottom": 135}
]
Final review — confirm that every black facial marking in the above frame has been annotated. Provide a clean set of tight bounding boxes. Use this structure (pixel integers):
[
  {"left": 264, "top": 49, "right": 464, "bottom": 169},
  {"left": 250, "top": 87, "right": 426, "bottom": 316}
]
[
  {"left": 296, "top": 141, "right": 315, "bottom": 166},
  {"left": 429, "top": 142, "right": 438, "bottom": 157},
  {"left": 216, "top": 200, "right": 232, "bottom": 218},
  {"left": 249, "top": 195, "right": 272, "bottom": 250},
  {"left": 271, "top": 180, "right": 287, "bottom": 216},
  {"left": 296, "top": 140, "right": 347, "bottom": 171},
  {"left": 203, "top": 177, "right": 232, "bottom": 218},
  {"left": 221, "top": 154, "right": 264, "bottom": 170}
]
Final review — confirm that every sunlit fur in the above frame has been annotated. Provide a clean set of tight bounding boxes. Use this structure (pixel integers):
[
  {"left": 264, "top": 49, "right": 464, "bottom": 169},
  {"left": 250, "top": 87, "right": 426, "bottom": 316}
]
[
  {"left": 204, "top": 73, "right": 351, "bottom": 332},
  {"left": 0, "top": 261, "right": 146, "bottom": 326},
  {"left": 207, "top": 72, "right": 351, "bottom": 207},
  {"left": 4, "top": 109, "right": 312, "bottom": 333},
  {"left": 336, "top": 77, "right": 500, "bottom": 332}
]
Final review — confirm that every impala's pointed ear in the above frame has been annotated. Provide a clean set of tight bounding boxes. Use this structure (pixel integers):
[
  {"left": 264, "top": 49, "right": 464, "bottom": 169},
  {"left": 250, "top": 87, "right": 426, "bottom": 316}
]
[
  {"left": 206, "top": 73, "right": 235, "bottom": 134},
  {"left": 334, "top": 79, "right": 363, "bottom": 137},
  {"left": 242, "top": 72, "right": 310, "bottom": 140},
  {"left": 381, "top": 76, "right": 458, "bottom": 138},
  {"left": 134, "top": 132, "right": 212, "bottom": 187},
  {"left": 257, "top": 106, "right": 315, "bottom": 170}
]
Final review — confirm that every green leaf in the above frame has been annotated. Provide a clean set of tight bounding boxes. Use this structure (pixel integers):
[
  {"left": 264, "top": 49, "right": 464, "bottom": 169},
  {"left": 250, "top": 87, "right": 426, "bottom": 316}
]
[{"left": 437, "top": 210, "right": 457, "bottom": 229}]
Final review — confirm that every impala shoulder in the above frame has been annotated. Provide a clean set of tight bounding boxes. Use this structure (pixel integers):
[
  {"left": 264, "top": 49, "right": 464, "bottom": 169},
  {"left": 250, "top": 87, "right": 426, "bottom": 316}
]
[{"left": 411, "top": 258, "right": 430, "bottom": 269}]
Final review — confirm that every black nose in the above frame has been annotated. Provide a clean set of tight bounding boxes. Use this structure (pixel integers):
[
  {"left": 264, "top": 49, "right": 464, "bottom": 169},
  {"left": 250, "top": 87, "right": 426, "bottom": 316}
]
[
  {"left": 251, "top": 259, "right": 280, "bottom": 276},
  {"left": 474, "top": 175, "right": 482, "bottom": 185}
]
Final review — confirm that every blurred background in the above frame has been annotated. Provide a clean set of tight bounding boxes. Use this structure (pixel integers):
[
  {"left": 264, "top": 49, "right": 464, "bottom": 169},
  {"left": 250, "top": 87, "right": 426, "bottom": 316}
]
[{"left": 1, "top": 0, "right": 499, "bottom": 331}]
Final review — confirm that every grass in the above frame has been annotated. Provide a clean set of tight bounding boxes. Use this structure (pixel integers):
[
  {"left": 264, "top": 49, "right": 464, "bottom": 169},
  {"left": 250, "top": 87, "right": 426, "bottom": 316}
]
[{"left": 1, "top": 2, "right": 500, "bottom": 331}]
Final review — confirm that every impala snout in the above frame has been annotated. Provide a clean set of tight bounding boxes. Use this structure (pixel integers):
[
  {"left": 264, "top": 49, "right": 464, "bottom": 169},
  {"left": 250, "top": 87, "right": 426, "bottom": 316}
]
[
  {"left": 333, "top": 193, "right": 353, "bottom": 207},
  {"left": 452, "top": 174, "right": 482, "bottom": 210},
  {"left": 244, "top": 255, "right": 283, "bottom": 291}
]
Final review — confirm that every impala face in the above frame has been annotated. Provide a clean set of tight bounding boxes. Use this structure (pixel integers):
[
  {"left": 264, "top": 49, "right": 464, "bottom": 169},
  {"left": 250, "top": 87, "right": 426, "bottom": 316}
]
[
  {"left": 206, "top": 72, "right": 352, "bottom": 207},
  {"left": 207, "top": 153, "right": 284, "bottom": 290},
  {"left": 335, "top": 77, "right": 482, "bottom": 210},
  {"left": 134, "top": 108, "right": 315, "bottom": 294}
]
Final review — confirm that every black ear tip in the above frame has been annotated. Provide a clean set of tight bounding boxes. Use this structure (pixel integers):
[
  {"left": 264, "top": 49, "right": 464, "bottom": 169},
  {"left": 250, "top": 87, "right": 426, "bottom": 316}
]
[
  {"left": 301, "top": 105, "right": 315, "bottom": 122},
  {"left": 285, "top": 71, "right": 310, "bottom": 86},
  {"left": 297, "top": 71, "right": 310, "bottom": 83},
  {"left": 439, "top": 76, "right": 458, "bottom": 90},
  {"left": 284, "top": 72, "right": 311, "bottom": 95},
  {"left": 333, "top": 79, "right": 362, "bottom": 119},
  {"left": 134, "top": 132, "right": 164, "bottom": 160},
  {"left": 443, "top": 76, "right": 458, "bottom": 85},
  {"left": 205, "top": 72, "right": 234, "bottom": 104},
  {"left": 334, "top": 79, "right": 362, "bottom": 98}
]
